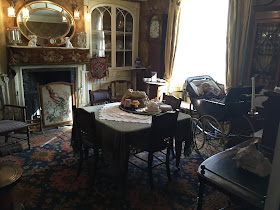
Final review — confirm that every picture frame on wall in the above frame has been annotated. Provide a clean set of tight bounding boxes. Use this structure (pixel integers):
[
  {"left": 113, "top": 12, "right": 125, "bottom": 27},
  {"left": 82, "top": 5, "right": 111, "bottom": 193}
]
[{"left": 38, "top": 81, "right": 75, "bottom": 128}]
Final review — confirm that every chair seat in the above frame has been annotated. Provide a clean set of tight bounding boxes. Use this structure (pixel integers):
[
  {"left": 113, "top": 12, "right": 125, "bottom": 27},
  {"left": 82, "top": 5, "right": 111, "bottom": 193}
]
[{"left": 0, "top": 120, "right": 29, "bottom": 133}]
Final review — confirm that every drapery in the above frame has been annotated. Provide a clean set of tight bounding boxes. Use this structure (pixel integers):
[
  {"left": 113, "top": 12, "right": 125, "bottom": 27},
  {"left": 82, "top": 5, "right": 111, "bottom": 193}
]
[
  {"left": 164, "top": 0, "right": 182, "bottom": 89},
  {"left": 226, "top": 0, "right": 254, "bottom": 88}
]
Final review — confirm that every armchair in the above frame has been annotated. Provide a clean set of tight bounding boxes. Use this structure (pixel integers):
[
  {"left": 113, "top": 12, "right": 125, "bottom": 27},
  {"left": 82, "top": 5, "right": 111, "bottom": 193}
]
[
  {"left": 108, "top": 80, "right": 132, "bottom": 102},
  {"left": 0, "top": 105, "right": 30, "bottom": 150}
]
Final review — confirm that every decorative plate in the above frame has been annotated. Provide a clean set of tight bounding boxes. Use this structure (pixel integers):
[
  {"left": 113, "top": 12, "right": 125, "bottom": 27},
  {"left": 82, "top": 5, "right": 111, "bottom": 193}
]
[{"left": 0, "top": 162, "right": 23, "bottom": 188}]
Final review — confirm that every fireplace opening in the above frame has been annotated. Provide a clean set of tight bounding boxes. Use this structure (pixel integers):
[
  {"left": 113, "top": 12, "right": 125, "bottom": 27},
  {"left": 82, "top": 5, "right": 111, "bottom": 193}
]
[{"left": 22, "top": 68, "right": 76, "bottom": 120}]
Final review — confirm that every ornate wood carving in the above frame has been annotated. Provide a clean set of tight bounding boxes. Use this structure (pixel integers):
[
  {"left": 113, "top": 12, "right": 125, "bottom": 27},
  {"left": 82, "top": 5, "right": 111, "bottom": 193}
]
[{"left": 7, "top": 47, "right": 90, "bottom": 66}]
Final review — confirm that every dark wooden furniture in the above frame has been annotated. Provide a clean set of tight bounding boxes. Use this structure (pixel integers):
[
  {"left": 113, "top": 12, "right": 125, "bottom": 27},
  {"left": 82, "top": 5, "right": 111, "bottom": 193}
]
[
  {"left": 147, "top": 12, "right": 168, "bottom": 78},
  {"left": 162, "top": 93, "right": 183, "bottom": 163},
  {"left": 129, "top": 111, "right": 179, "bottom": 189},
  {"left": 145, "top": 80, "right": 167, "bottom": 99},
  {"left": 261, "top": 91, "right": 280, "bottom": 149},
  {"left": 0, "top": 105, "right": 30, "bottom": 150},
  {"left": 247, "top": 2, "right": 280, "bottom": 89},
  {"left": 73, "top": 104, "right": 192, "bottom": 195},
  {"left": 131, "top": 68, "right": 147, "bottom": 91},
  {"left": 89, "top": 89, "right": 111, "bottom": 105},
  {"left": 73, "top": 107, "right": 100, "bottom": 184},
  {"left": 163, "top": 93, "right": 182, "bottom": 110},
  {"left": 196, "top": 138, "right": 269, "bottom": 210},
  {"left": 108, "top": 80, "right": 131, "bottom": 102}
]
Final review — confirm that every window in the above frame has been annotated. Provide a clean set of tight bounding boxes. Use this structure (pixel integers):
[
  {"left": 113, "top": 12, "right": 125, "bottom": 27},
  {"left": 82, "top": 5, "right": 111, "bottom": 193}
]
[{"left": 171, "top": 0, "right": 229, "bottom": 90}]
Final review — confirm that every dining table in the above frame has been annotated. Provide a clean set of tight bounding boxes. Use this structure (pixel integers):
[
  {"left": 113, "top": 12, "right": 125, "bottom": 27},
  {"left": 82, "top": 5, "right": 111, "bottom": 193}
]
[{"left": 71, "top": 102, "right": 193, "bottom": 194}]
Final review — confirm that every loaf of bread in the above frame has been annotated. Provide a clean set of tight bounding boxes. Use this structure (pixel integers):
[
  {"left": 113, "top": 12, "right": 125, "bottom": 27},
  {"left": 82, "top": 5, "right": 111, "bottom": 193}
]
[{"left": 121, "top": 89, "right": 148, "bottom": 108}]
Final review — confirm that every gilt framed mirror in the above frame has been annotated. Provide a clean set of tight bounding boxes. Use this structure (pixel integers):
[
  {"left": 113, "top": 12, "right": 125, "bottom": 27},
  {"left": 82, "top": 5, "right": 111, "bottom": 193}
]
[{"left": 16, "top": 1, "right": 76, "bottom": 46}]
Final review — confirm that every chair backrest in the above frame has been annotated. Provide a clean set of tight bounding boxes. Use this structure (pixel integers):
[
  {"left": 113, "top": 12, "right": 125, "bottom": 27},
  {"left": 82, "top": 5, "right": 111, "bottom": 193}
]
[
  {"left": 3, "top": 105, "right": 27, "bottom": 122},
  {"left": 149, "top": 110, "right": 179, "bottom": 152},
  {"left": 108, "top": 80, "right": 132, "bottom": 102},
  {"left": 74, "top": 107, "right": 97, "bottom": 148},
  {"left": 163, "top": 93, "right": 182, "bottom": 110},
  {"left": 89, "top": 89, "right": 111, "bottom": 106}
]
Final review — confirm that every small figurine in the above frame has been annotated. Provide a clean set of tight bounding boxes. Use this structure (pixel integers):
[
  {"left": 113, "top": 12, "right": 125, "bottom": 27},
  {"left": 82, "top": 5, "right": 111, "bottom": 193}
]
[
  {"left": 65, "top": 37, "right": 73, "bottom": 48},
  {"left": 28, "top": 35, "right": 37, "bottom": 47}
]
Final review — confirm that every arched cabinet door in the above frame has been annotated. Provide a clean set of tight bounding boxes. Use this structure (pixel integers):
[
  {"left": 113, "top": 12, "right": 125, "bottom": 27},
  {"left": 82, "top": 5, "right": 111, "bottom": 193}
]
[
  {"left": 87, "top": 1, "right": 139, "bottom": 70},
  {"left": 247, "top": 5, "right": 280, "bottom": 89}
]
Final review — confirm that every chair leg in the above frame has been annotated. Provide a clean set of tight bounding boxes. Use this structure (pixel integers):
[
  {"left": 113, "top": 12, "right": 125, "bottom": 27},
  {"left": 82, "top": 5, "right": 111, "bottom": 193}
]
[
  {"left": 166, "top": 144, "right": 171, "bottom": 182},
  {"left": 171, "top": 138, "right": 176, "bottom": 159},
  {"left": 77, "top": 145, "right": 84, "bottom": 176},
  {"left": 5, "top": 133, "right": 8, "bottom": 143},
  {"left": 84, "top": 148, "right": 89, "bottom": 160},
  {"left": 27, "top": 126, "right": 30, "bottom": 150},
  {"left": 92, "top": 147, "right": 99, "bottom": 185},
  {"left": 148, "top": 152, "right": 154, "bottom": 189}
]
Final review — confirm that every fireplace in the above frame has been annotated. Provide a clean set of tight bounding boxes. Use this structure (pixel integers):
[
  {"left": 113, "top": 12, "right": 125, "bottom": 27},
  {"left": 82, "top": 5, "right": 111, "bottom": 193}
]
[
  {"left": 7, "top": 46, "right": 91, "bottom": 115},
  {"left": 22, "top": 68, "right": 76, "bottom": 120}
]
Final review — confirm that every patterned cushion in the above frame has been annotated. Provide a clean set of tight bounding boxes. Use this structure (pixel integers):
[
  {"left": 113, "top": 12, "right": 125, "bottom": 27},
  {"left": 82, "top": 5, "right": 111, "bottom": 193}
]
[
  {"left": 0, "top": 120, "right": 29, "bottom": 133},
  {"left": 91, "top": 91, "right": 110, "bottom": 102}
]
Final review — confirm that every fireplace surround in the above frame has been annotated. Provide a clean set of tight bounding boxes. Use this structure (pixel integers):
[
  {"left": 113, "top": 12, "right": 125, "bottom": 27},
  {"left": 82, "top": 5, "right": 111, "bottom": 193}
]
[{"left": 7, "top": 46, "right": 90, "bottom": 120}]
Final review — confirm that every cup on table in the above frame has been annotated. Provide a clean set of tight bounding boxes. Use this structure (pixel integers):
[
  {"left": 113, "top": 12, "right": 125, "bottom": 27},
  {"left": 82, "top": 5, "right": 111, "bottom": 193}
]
[{"left": 124, "top": 99, "right": 132, "bottom": 107}]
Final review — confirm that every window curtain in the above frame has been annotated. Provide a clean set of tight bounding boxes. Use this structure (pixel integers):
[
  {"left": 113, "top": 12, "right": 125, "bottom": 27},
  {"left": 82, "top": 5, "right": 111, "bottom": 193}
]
[
  {"left": 164, "top": 0, "right": 182, "bottom": 89},
  {"left": 226, "top": 0, "right": 254, "bottom": 88}
]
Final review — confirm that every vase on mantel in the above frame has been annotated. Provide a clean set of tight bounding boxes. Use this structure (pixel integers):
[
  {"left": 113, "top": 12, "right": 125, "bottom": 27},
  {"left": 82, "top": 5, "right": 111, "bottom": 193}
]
[{"left": 135, "top": 58, "right": 141, "bottom": 68}]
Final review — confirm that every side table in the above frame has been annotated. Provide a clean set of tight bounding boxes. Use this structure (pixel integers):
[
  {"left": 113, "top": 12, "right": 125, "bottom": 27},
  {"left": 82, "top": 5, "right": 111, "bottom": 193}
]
[{"left": 196, "top": 138, "right": 269, "bottom": 210}]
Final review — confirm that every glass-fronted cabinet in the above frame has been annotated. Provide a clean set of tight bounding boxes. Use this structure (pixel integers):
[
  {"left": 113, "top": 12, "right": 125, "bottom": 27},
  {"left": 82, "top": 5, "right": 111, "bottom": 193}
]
[{"left": 88, "top": 1, "right": 139, "bottom": 70}]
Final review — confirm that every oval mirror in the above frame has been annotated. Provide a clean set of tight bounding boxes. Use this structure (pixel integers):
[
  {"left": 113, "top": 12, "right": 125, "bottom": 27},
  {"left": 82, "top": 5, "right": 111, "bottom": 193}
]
[{"left": 17, "top": 1, "right": 75, "bottom": 46}]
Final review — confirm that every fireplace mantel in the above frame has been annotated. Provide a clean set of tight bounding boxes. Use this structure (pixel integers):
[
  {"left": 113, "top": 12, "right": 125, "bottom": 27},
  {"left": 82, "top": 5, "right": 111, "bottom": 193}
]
[{"left": 7, "top": 46, "right": 90, "bottom": 66}]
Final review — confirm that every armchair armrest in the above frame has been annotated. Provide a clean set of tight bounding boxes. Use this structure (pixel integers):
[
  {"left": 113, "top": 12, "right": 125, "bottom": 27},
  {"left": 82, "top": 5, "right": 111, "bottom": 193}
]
[{"left": 3, "top": 105, "right": 27, "bottom": 122}]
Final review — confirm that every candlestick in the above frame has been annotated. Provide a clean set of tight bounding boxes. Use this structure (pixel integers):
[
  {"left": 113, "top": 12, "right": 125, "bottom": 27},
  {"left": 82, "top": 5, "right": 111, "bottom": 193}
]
[
  {"left": 251, "top": 77, "right": 255, "bottom": 110},
  {"left": 249, "top": 77, "right": 258, "bottom": 115}
]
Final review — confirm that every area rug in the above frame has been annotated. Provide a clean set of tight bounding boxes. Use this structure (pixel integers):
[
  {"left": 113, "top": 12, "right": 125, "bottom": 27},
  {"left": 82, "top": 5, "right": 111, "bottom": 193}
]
[{"left": 0, "top": 126, "right": 238, "bottom": 210}]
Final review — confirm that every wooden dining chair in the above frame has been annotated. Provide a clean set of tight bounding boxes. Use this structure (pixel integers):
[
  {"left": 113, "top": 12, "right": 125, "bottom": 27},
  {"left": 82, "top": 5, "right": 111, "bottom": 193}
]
[
  {"left": 74, "top": 107, "right": 100, "bottom": 184},
  {"left": 129, "top": 110, "right": 179, "bottom": 189},
  {"left": 0, "top": 105, "right": 30, "bottom": 150},
  {"left": 163, "top": 93, "right": 182, "bottom": 110},
  {"left": 108, "top": 80, "right": 132, "bottom": 102},
  {"left": 162, "top": 93, "right": 182, "bottom": 158}
]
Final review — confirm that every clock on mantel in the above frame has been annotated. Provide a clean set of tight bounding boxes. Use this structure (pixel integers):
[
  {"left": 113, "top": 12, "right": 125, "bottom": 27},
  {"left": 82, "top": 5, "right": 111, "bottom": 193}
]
[
  {"left": 46, "top": 37, "right": 58, "bottom": 47},
  {"left": 147, "top": 12, "right": 167, "bottom": 78}
]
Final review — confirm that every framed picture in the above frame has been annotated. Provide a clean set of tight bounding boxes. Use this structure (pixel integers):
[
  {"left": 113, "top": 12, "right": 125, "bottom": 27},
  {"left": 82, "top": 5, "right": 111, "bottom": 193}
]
[{"left": 38, "top": 82, "right": 75, "bottom": 128}]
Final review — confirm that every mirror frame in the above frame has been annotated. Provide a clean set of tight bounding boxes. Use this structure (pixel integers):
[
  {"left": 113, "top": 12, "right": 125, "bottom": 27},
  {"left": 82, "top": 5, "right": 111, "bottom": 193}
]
[{"left": 16, "top": 1, "right": 76, "bottom": 46}]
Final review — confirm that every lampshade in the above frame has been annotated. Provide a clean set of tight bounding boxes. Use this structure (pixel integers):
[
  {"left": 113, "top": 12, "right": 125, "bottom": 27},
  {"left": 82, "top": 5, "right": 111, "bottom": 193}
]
[
  {"left": 8, "top": 6, "right": 16, "bottom": 17},
  {"left": 22, "top": 7, "right": 29, "bottom": 19},
  {"left": 85, "top": 12, "right": 90, "bottom": 21},
  {"left": 74, "top": 9, "right": 80, "bottom": 20}
]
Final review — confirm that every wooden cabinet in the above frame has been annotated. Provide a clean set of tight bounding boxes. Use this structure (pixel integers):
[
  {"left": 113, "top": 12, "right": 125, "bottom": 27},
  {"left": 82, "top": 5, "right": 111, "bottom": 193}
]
[
  {"left": 247, "top": 6, "right": 280, "bottom": 89},
  {"left": 147, "top": 12, "right": 168, "bottom": 78},
  {"left": 86, "top": 0, "right": 139, "bottom": 71}
]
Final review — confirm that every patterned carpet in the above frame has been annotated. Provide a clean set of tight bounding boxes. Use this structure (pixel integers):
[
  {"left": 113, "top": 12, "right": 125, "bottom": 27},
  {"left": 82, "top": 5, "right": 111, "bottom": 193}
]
[{"left": 0, "top": 126, "right": 240, "bottom": 210}]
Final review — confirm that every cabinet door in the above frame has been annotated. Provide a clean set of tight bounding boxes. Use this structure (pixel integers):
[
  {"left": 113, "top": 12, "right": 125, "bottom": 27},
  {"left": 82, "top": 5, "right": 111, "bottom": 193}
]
[
  {"left": 90, "top": 5, "right": 136, "bottom": 69},
  {"left": 116, "top": 8, "right": 133, "bottom": 67},
  {"left": 248, "top": 21, "right": 280, "bottom": 89},
  {"left": 91, "top": 6, "right": 112, "bottom": 67}
]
